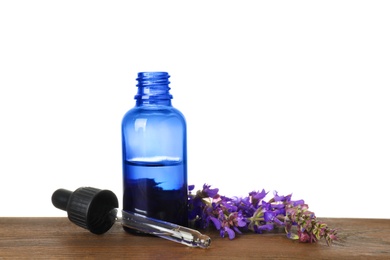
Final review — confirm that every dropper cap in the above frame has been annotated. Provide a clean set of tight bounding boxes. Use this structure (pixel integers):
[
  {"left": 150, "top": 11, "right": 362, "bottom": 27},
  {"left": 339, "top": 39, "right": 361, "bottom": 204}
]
[{"left": 51, "top": 187, "right": 119, "bottom": 234}]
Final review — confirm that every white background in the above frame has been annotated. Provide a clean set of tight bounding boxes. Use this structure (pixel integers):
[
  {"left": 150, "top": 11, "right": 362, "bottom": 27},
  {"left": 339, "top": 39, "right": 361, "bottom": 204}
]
[{"left": 1, "top": 1, "right": 389, "bottom": 218}]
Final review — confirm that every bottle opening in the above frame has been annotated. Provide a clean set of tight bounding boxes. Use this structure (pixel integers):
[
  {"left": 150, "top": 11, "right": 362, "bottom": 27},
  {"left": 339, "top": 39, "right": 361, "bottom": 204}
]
[
  {"left": 135, "top": 72, "right": 173, "bottom": 101},
  {"left": 136, "top": 72, "right": 170, "bottom": 87}
]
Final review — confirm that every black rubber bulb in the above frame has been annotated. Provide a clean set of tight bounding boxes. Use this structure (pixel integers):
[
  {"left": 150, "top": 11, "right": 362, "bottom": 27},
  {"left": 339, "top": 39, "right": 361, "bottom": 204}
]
[{"left": 52, "top": 187, "right": 119, "bottom": 234}]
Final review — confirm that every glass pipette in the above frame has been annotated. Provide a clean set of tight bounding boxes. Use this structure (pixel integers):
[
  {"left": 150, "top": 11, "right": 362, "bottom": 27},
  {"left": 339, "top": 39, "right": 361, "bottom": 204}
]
[
  {"left": 115, "top": 209, "right": 211, "bottom": 248},
  {"left": 52, "top": 187, "right": 211, "bottom": 249}
]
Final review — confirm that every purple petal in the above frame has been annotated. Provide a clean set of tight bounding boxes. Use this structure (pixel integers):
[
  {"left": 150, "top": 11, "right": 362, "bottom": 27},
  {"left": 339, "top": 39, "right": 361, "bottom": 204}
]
[
  {"left": 203, "top": 184, "right": 219, "bottom": 198},
  {"left": 209, "top": 216, "right": 221, "bottom": 230},
  {"left": 257, "top": 224, "right": 274, "bottom": 231},
  {"left": 271, "top": 203, "right": 285, "bottom": 209},
  {"left": 273, "top": 217, "right": 284, "bottom": 226},
  {"left": 237, "top": 218, "right": 247, "bottom": 227},
  {"left": 250, "top": 189, "right": 268, "bottom": 200},
  {"left": 275, "top": 209, "right": 286, "bottom": 215},
  {"left": 292, "top": 199, "right": 305, "bottom": 206},
  {"left": 273, "top": 191, "right": 285, "bottom": 202},
  {"left": 264, "top": 211, "right": 276, "bottom": 222},
  {"left": 262, "top": 201, "right": 271, "bottom": 210},
  {"left": 233, "top": 226, "right": 242, "bottom": 234},
  {"left": 226, "top": 227, "right": 236, "bottom": 240}
]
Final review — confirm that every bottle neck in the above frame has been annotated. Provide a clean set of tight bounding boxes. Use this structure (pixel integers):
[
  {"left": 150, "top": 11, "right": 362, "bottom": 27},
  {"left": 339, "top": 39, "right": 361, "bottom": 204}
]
[{"left": 134, "top": 72, "right": 173, "bottom": 106}]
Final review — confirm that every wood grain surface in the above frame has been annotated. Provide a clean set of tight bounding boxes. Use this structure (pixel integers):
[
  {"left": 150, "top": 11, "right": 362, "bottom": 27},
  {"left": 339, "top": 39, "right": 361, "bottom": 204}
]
[{"left": 1, "top": 218, "right": 389, "bottom": 259}]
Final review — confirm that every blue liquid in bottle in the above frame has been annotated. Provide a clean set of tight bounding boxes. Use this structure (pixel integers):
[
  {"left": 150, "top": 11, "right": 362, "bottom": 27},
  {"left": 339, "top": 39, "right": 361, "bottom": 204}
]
[{"left": 122, "top": 72, "right": 188, "bottom": 233}]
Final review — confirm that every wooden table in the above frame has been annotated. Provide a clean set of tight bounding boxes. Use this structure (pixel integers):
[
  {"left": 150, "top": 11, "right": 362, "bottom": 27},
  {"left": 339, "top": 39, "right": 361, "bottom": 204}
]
[{"left": 1, "top": 218, "right": 389, "bottom": 259}]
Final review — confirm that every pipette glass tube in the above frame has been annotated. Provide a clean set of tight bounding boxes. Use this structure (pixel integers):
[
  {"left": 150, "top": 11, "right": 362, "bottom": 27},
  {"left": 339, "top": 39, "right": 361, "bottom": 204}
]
[
  {"left": 116, "top": 209, "right": 211, "bottom": 248},
  {"left": 51, "top": 187, "right": 210, "bottom": 248}
]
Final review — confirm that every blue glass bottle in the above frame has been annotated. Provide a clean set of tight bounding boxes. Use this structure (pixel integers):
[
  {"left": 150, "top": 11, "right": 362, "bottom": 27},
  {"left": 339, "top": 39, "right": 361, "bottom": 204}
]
[{"left": 122, "top": 72, "right": 188, "bottom": 233}]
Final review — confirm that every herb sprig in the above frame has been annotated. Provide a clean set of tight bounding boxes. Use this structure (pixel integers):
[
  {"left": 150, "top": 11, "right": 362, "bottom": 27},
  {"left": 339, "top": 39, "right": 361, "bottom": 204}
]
[{"left": 188, "top": 184, "right": 338, "bottom": 245}]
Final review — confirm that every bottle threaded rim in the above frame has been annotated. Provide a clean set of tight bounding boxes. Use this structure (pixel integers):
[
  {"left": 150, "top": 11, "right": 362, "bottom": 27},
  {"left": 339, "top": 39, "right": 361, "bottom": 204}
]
[
  {"left": 136, "top": 72, "right": 170, "bottom": 87},
  {"left": 135, "top": 72, "right": 172, "bottom": 101}
]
